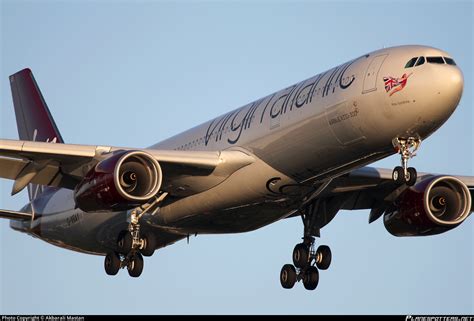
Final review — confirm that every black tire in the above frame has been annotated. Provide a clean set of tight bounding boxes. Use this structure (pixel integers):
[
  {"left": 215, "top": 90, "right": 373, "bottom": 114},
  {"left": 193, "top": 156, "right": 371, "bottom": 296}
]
[
  {"left": 128, "top": 252, "right": 144, "bottom": 278},
  {"left": 303, "top": 266, "right": 319, "bottom": 290},
  {"left": 117, "top": 231, "right": 132, "bottom": 254},
  {"left": 104, "top": 252, "right": 121, "bottom": 276},
  {"left": 292, "top": 243, "right": 309, "bottom": 268},
  {"left": 140, "top": 233, "right": 157, "bottom": 257},
  {"left": 406, "top": 167, "right": 417, "bottom": 186},
  {"left": 315, "top": 245, "right": 332, "bottom": 270},
  {"left": 392, "top": 166, "right": 405, "bottom": 185},
  {"left": 280, "top": 264, "right": 297, "bottom": 289}
]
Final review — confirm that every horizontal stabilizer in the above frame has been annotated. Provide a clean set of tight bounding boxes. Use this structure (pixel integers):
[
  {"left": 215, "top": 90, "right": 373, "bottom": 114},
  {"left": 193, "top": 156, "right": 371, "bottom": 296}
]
[{"left": 0, "top": 209, "right": 32, "bottom": 221}]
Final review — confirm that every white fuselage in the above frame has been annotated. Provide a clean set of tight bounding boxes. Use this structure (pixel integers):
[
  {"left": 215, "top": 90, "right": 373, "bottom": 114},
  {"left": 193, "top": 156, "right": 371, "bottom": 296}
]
[{"left": 13, "top": 45, "right": 464, "bottom": 254}]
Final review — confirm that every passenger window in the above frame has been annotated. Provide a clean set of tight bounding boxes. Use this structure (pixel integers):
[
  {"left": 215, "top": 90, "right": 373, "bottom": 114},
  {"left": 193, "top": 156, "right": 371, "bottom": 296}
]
[
  {"left": 427, "top": 56, "right": 445, "bottom": 64},
  {"left": 444, "top": 57, "right": 456, "bottom": 66},
  {"left": 405, "top": 57, "right": 418, "bottom": 68},
  {"left": 415, "top": 56, "right": 425, "bottom": 67}
]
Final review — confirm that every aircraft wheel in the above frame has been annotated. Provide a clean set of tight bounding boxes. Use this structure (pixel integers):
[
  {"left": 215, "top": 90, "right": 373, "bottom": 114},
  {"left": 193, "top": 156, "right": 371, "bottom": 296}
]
[
  {"left": 140, "top": 232, "right": 157, "bottom": 257},
  {"left": 293, "top": 243, "right": 309, "bottom": 268},
  {"left": 406, "top": 167, "right": 417, "bottom": 186},
  {"left": 303, "top": 266, "right": 319, "bottom": 290},
  {"left": 104, "top": 252, "right": 121, "bottom": 276},
  {"left": 128, "top": 252, "right": 144, "bottom": 278},
  {"left": 315, "top": 245, "right": 332, "bottom": 270},
  {"left": 392, "top": 166, "right": 405, "bottom": 185},
  {"left": 280, "top": 264, "right": 297, "bottom": 289}
]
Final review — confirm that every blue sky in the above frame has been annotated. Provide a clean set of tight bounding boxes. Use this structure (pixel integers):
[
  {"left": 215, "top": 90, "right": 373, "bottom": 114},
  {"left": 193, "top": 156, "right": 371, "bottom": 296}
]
[{"left": 1, "top": 0, "right": 472, "bottom": 315}]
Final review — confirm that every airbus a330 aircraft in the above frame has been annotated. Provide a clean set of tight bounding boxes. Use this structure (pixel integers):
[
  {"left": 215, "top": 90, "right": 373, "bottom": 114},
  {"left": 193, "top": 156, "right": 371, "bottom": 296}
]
[{"left": 1, "top": 45, "right": 472, "bottom": 291}]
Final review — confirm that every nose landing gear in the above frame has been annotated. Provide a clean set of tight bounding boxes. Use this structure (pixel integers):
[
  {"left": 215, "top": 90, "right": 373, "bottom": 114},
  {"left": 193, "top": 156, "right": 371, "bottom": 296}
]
[
  {"left": 392, "top": 137, "right": 421, "bottom": 186},
  {"left": 104, "top": 192, "right": 167, "bottom": 277}
]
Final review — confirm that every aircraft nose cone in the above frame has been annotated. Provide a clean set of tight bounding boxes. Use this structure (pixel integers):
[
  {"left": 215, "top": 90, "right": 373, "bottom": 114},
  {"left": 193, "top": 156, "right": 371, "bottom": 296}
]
[
  {"left": 448, "top": 66, "right": 464, "bottom": 100},
  {"left": 410, "top": 63, "right": 465, "bottom": 140},
  {"left": 442, "top": 66, "right": 464, "bottom": 114}
]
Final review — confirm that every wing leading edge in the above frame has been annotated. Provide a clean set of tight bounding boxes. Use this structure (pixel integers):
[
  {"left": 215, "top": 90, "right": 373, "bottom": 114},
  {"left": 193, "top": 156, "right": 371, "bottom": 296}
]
[
  {"left": 328, "top": 166, "right": 474, "bottom": 222},
  {"left": 0, "top": 139, "right": 255, "bottom": 196}
]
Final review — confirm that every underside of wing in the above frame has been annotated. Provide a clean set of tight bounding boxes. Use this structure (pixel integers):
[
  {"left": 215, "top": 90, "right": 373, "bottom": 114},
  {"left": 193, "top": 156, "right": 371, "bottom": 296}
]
[
  {"left": 324, "top": 166, "right": 474, "bottom": 223},
  {"left": 286, "top": 165, "right": 473, "bottom": 240}
]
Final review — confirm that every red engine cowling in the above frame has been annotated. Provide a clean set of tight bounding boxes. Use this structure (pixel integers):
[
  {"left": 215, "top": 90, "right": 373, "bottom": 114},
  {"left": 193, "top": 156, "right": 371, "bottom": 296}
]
[
  {"left": 74, "top": 150, "right": 162, "bottom": 212},
  {"left": 384, "top": 176, "right": 472, "bottom": 236}
]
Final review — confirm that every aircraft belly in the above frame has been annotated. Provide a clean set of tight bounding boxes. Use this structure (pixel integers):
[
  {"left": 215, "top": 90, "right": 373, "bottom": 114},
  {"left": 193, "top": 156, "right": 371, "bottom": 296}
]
[
  {"left": 151, "top": 200, "right": 298, "bottom": 234},
  {"left": 150, "top": 157, "right": 303, "bottom": 234},
  {"left": 29, "top": 205, "right": 184, "bottom": 255},
  {"left": 31, "top": 208, "right": 126, "bottom": 255}
]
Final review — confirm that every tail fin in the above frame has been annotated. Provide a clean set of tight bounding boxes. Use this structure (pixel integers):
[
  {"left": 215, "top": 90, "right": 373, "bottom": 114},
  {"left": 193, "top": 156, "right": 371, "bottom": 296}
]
[
  {"left": 9, "top": 68, "right": 64, "bottom": 143},
  {"left": 9, "top": 68, "right": 64, "bottom": 201}
]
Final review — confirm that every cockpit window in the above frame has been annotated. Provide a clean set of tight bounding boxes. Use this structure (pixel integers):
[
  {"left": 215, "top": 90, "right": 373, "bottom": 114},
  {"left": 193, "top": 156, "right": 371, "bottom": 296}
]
[
  {"left": 405, "top": 57, "right": 418, "bottom": 68},
  {"left": 427, "top": 56, "right": 445, "bottom": 64},
  {"left": 444, "top": 57, "right": 456, "bottom": 65},
  {"left": 415, "top": 56, "right": 425, "bottom": 66}
]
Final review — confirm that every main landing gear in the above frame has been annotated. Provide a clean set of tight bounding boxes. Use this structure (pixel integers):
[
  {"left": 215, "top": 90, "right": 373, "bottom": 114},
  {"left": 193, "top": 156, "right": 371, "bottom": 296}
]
[
  {"left": 391, "top": 137, "right": 421, "bottom": 186},
  {"left": 104, "top": 193, "right": 168, "bottom": 278},
  {"left": 280, "top": 199, "right": 333, "bottom": 291},
  {"left": 280, "top": 237, "right": 332, "bottom": 291}
]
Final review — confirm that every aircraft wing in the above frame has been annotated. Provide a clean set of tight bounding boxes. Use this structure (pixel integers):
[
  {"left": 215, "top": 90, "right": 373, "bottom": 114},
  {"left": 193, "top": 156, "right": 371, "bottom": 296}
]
[
  {"left": 0, "top": 139, "right": 254, "bottom": 196},
  {"left": 330, "top": 166, "right": 474, "bottom": 193},
  {"left": 324, "top": 166, "right": 474, "bottom": 223},
  {"left": 0, "top": 209, "right": 32, "bottom": 221}
]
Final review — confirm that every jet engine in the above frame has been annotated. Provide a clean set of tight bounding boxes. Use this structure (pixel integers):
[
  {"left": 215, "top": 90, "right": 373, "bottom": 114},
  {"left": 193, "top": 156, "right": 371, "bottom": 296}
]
[
  {"left": 74, "top": 150, "right": 162, "bottom": 212},
  {"left": 384, "top": 176, "right": 472, "bottom": 236}
]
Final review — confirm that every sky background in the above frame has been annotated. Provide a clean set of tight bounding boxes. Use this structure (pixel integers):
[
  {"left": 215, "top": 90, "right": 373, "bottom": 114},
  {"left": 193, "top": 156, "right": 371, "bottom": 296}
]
[{"left": 0, "top": 0, "right": 473, "bottom": 315}]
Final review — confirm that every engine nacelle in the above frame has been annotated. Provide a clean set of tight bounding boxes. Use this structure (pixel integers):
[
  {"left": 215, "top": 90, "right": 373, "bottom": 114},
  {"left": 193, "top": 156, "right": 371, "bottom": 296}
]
[
  {"left": 384, "top": 176, "right": 472, "bottom": 236},
  {"left": 74, "top": 150, "right": 162, "bottom": 212}
]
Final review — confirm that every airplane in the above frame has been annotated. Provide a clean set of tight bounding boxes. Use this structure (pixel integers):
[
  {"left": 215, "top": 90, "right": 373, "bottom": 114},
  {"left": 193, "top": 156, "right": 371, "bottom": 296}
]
[{"left": 0, "top": 45, "right": 472, "bottom": 291}]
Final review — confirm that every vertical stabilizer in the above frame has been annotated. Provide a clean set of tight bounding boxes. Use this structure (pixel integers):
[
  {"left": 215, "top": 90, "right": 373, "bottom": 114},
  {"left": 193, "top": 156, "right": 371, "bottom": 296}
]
[
  {"left": 9, "top": 68, "right": 64, "bottom": 143},
  {"left": 9, "top": 68, "right": 64, "bottom": 200}
]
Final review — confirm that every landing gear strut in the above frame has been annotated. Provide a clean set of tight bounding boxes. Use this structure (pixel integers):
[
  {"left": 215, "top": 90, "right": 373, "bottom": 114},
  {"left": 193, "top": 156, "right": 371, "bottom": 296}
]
[
  {"left": 392, "top": 137, "right": 421, "bottom": 186},
  {"left": 104, "top": 192, "right": 168, "bottom": 278},
  {"left": 280, "top": 200, "right": 333, "bottom": 291}
]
